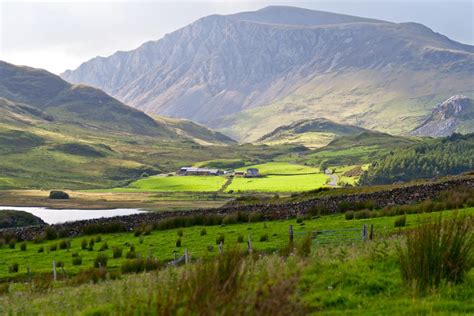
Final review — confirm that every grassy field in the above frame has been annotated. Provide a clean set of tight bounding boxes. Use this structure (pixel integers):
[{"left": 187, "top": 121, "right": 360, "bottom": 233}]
[
  {"left": 226, "top": 174, "right": 329, "bottom": 192},
  {"left": 124, "top": 175, "right": 227, "bottom": 192},
  {"left": 236, "top": 162, "right": 319, "bottom": 175},
  {"left": 1, "top": 207, "right": 472, "bottom": 280}
]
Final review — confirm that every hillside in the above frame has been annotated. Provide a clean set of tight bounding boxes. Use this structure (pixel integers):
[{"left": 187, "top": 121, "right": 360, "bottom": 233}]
[
  {"left": 364, "top": 133, "right": 474, "bottom": 184},
  {"left": 62, "top": 6, "right": 474, "bottom": 142},
  {"left": 256, "top": 118, "right": 369, "bottom": 148},
  {"left": 0, "top": 61, "right": 293, "bottom": 190},
  {"left": 411, "top": 95, "right": 474, "bottom": 137}
]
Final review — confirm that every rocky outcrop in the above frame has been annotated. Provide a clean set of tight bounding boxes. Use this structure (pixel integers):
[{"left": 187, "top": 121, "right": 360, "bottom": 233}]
[
  {"left": 411, "top": 95, "right": 474, "bottom": 137},
  {"left": 3, "top": 177, "right": 473, "bottom": 241}
]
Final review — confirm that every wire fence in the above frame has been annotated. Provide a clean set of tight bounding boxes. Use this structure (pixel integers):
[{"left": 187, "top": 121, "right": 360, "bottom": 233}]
[{"left": 290, "top": 224, "right": 373, "bottom": 246}]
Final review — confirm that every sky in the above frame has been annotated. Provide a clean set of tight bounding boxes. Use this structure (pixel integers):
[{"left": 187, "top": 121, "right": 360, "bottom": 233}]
[{"left": 1, "top": 0, "right": 473, "bottom": 74}]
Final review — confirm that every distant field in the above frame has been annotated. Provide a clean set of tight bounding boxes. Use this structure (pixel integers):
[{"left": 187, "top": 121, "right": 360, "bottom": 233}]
[
  {"left": 125, "top": 175, "right": 227, "bottom": 192},
  {"left": 226, "top": 174, "right": 329, "bottom": 192},
  {"left": 1, "top": 207, "right": 472, "bottom": 280},
  {"left": 236, "top": 161, "right": 319, "bottom": 175}
]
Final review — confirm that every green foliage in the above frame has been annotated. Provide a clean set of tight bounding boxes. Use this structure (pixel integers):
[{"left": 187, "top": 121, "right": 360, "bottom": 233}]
[
  {"left": 81, "top": 239, "right": 87, "bottom": 250},
  {"left": 200, "top": 228, "right": 207, "bottom": 236},
  {"left": 398, "top": 215, "right": 474, "bottom": 294},
  {"left": 83, "top": 222, "right": 126, "bottom": 235},
  {"left": 8, "top": 263, "right": 18, "bottom": 273},
  {"left": 176, "top": 238, "right": 182, "bottom": 248},
  {"left": 121, "top": 258, "right": 160, "bottom": 274},
  {"left": 296, "top": 233, "right": 312, "bottom": 258},
  {"left": 49, "top": 191, "right": 69, "bottom": 200},
  {"left": 394, "top": 216, "right": 406, "bottom": 228},
  {"left": 216, "top": 234, "right": 225, "bottom": 245},
  {"left": 367, "top": 133, "right": 474, "bottom": 184},
  {"left": 259, "top": 234, "right": 269, "bottom": 242},
  {"left": 112, "top": 247, "right": 123, "bottom": 259},
  {"left": 0, "top": 210, "right": 44, "bottom": 228},
  {"left": 93, "top": 254, "right": 108, "bottom": 268},
  {"left": 345, "top": 211, "right": 354, "bottom": 220},
  {"left": 72, "top": 256, "right": 82, "bottom": 266},
  {"left": 20, "top": 242, "right": 27, "bottom": 251}
]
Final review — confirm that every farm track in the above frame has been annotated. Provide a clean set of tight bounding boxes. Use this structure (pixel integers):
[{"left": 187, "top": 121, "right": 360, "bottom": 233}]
[{"left": 218, "top": 177, "right": 233, "bottom": 193}]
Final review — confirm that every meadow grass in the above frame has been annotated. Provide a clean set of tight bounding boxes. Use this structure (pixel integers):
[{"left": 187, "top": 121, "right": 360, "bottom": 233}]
[
  {"left": 0, "top": 208, "right": 472, "bottom": 280},
  {"left": 236, "top": 161, "right": 319, "bottom": 175},
  {"left": 122, "top": 175, "right": 227, "bottom": 192},
  {"left": 226, "top": 174, "right": 329, "bottom": 192}
]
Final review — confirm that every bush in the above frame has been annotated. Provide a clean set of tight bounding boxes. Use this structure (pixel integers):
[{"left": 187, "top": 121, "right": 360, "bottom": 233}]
[
  {"left": 177, "top": 229, "right": 184, "bottom": 237},
  {"left": 81, "top": 239, "right": 87, "bottom": 250},
  {"left": 49, "top": 191, "right": 69, "bottom": 199},
  {"left": 94, "top": 254, "right": 108, "bottom": 268},
  {"left": 88, "top": 238, "right": 95, "bottom": 251},
  {"left": 296, "top": 217, "right": 303, "bottom": 224},
  {"left": 200, "top": 228, "right": 207, "bottom": 236},
  {"left": 399, "top": 216, "right": 474, "bottom": 294},
  {"left": 99, "top": 242, "right": 109, "bottom": 251},
  {"left": 237, "top": 234, "right": 244, "bottom": 243},
  {"left": 20, "top": 242, "right": 27, "bottom": 251},
  {"left": 126, "top": 251, "right": 137, "bottom": 259},
  {"left": 9, "top": 263, "right": 19, "bottom": 273},
  {"left": 72, "top": 256, "right": 82, "bottom": 266},
  {"left": 121, "top": 258, "right": 160, "bottom": 274},
  {"left": 394, "top": 216, "right": 407, "bottom": 228},
  {"left": 345, "top": 211, "right": 354, "bottom": 220},
  {"left": 354, "top": 209, "right": 373, "bottom": 220},
  {"left": 59, "top": 240, "right": 69, "bottom": 250},
  {"left": 49, "top": 243, "right": 57, "bottom": 251},
  {"left": 222, "top": 214, "right": 238, "bottom": 225},
  {"left": 248, "top": 212, "right": 263, "bottom": 223},
  {"left": 259, "top": 234, "right": 269, "bottom": 242},
  {"left": 216, "top": 234, "right": 225, "bottom": 245},
  {"left": 83, "top": 222, "right": 126, "bottom": 235},
  {"left": 113, "top": 247, "right": 123, "bottom": 259},
  {"left": 44, "top": 226, "right": 58, "bottom": 240},
  {"left": 176, "top": 238, "right": 182, "bottom": 247},
  {"left": 296, "top": 233, "right": 312, "bottom": 258},
  {"left": 69, "top": 268, "right": 106, "bottom": 286},
  {"left": 8, "top": 239, "right": 16, "bottom": 249},
  {"left": 37, "top": 246, "right": 44, "bottom": 253},
  {"left": 95, "top": 235, "right": 102, "bottom": 243}
]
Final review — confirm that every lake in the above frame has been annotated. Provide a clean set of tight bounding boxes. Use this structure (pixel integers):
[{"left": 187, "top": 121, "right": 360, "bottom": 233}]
[{"left": 0, "top": 206, "right": 146, "bottom": 225}]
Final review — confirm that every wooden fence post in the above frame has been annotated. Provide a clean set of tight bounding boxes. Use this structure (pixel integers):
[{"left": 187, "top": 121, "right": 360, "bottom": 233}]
[
  {"left": 247, "top": 235, "right": 252, "bottom": 253},
  {"left": 52, "top": 260, "right": 57, "bottom": 281},
  {"left": 27, "top": 266, "right": 31, "bottom": 283},
  {"left": 369, "top": 224, "right": 374, "bottom": 240},
  {"left": 362, "top": 224, "right": 368, "bottom": 242}
]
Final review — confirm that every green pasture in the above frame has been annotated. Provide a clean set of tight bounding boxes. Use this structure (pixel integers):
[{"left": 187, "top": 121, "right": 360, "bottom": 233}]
[
  {"left": 226, "top": 174, "right": 329, "bottom": 192},
  {"left": 1, "top": 207, "right": 472, "bottom": 280},
  {"left": 236, "top": 161, "right": 319, "bottom": 175},
  {"left": 120, "top": 175, "right": 227, "bottom": 192}
]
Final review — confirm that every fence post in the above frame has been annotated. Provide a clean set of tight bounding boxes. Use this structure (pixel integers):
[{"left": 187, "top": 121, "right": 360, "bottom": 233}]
[
  {"left": 184, "top": 248, "right": 189, "bottom": 264},
  {"left": 289, "top": 225, "right": 294, "bottom": 243},
  {"left": 27, "top": 266, "right": 31, "bottom": 283},
  {"left": 247, "top": 235, "right": 252, "bottom": 253},
  {"left": 369, "top": 224, "right": 374, "bottom": 240},
  {"left": 362, "top": 224, "right": 368, "bottom": 242},
  {"left": 218, "top": 241, "right": 223, "bottom": 254},
  {"left": 52, "top": 260, "right": 57, "bottom": 281}
]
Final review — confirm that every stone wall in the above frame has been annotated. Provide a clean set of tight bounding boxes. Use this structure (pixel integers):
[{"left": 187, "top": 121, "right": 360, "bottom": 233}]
[{"left": 2, "top": 177, "right": 473, "bottom": 241}]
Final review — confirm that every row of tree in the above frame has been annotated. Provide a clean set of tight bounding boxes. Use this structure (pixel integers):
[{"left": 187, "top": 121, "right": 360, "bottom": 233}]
[{"left": 362, "top": 133, "right": 474, "bottom": 184}]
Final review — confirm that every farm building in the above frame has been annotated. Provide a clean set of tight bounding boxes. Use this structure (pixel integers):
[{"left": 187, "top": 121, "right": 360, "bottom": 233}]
[
  {"left": 234, "top": 171, "right": 245, "bottom": 177},
  {"left": 178, "top": 167, "right": 223, "bottom": 176},
  {"left": 245, "top": 168, "right": 260, "bottom": 178}
]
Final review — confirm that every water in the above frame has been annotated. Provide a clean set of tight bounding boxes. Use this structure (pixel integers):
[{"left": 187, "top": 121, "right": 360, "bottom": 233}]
[{"left": 0, "top": 206, "right": 146, "bottom": 225}]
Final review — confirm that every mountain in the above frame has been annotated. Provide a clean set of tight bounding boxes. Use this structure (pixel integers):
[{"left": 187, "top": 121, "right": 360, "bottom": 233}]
[
  {"left": 256, "top": 118, "right": 369, "bottom": 148},
  {"left": 61, "top": 6, "right": 474, "bottom": 142},
  {"left": 411, "top": 95, "right": 474, "bottom": 137}
]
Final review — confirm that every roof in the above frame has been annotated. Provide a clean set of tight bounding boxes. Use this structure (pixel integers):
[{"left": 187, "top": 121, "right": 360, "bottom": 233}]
[
  {"left": 247, "top": 168, "right": 259, "bottom": 173},
  {"left": 180, "top": 167, "right": 220, "bottom": 173}
]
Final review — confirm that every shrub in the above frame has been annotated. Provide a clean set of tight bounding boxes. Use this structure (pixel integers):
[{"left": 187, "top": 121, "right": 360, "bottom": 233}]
[
  {"left": 81, "top": 239, "right": 88, "bottom": 250},
  {"left": 143, "top": 225, "right": 153, "bottom": 235},
  {"left": 33, "top": 235, "right": 44, "bottom": 244},
  {"left": 222, "top": 214, "right": 238, "bottom": 225},
  {"left": 71, "top": 252, "right": 79, "bottom": 257},
  {"left": 20, "top": 242, "right": 27, "bottom": 251},
  {"left": 200, "top": 228, "right": 207, "bottom": 236},
  {"left": 69, "top": 268, "right": 106, "bottom": 285},
  {"left": 345, "top": 211, "right": 354, "bottom": 220},
  {"left": 72, "top": 256, "right": 82, "bottom": 266},
  {"left": 296, "top": 233, "right": 312, "bottom": 258},
  {"left": 94, "top": 254, "right": 108, "bottom": 268},
  {"left": 126, "top": 251, "right": 137, "bottom": 259},
  {"left": 31, "top": 273, "right": 53, "bottom": 293},
  {"left": 113, "top": 247, "right": 123, "bottom": 259},
  {"left": 37, "top": 246, "right": 44, "bottom": 253},
  {"left": 83, "top": 222, "right": 126, "bottom": 235},
  {"left": 177, "top": 229, "right": 184, "bottom": 237},
  {"left": 99, "top": 242, "right": 109, "bottom": 251},
  {"left": 49, "top": 191, "right": 69, "bottom": 199},
  {"left": 8, "top": 239, "right": 16, "bottom": 249},
  {"left": 237, "top": 234, "right": 244, "bottom": 243},
  {"left": 354, "top": 209, "right": 373, "bottom": 220},
  {"left": 394, "top": 216, "right": 407, "bottom": 228},
  {"left": 399, "top": 216, "right": 474, "bottom": 294},
  {"left": 259, "top": 234, "right": 269, "bottom": 242},
  {"left": 296, "top": 217, "right": 303, "bottom": 224},
  {"left": 49, "top": 243, "right": 57, "bottom": 251},
  {"left": 95, "top": 235, "right": 102, "bottom": 243},
  {"left": 134, "top": 229, "right": 141, "bottom": 237},
  {"left": 9, "top": 263, "right": 19, "bottom": 273},
  {"left": 216, "top": 234, "right": 225, "bottom": 245},
  {"left": 59, "top": 240, "right": 68, "bottom": 250},
  {"left": 176, "top": 238, "right": 182, "bottom": 247},
  {"left": 248, "top": 212, "right": 263, "bottom": 223},
  {"left": 88, "top": 238, "right": 95, "bottom": 251},
  {"left": 44, "top": 226, "right": 58, "bottom": 240},
  {"left": 139, "top": 236, "right": 144, "bottom": 244},
  {"left": 121, "top": 258, "right": 160, "bottom": 274}
]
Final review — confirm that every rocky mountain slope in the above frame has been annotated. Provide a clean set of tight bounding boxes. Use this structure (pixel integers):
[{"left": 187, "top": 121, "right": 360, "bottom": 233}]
[
  {"left": 256, "top": 118, "right": 369, "bottom": 148},
  {"left": 411, "top": 95, "right": 474, "bottom": 137},
  {"left": 61, "top": 6, "right": 474, "bottom": 141}
]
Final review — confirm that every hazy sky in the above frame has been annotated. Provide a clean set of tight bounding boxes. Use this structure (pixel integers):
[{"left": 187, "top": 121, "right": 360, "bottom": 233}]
[{"left": 1, "top": 0, "right": 473, "bottom": 74}]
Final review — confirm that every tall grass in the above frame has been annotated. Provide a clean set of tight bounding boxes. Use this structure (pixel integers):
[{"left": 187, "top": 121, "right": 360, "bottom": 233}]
[{"left": 398, "top": 215, "right": 473, "bottom": 294}]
